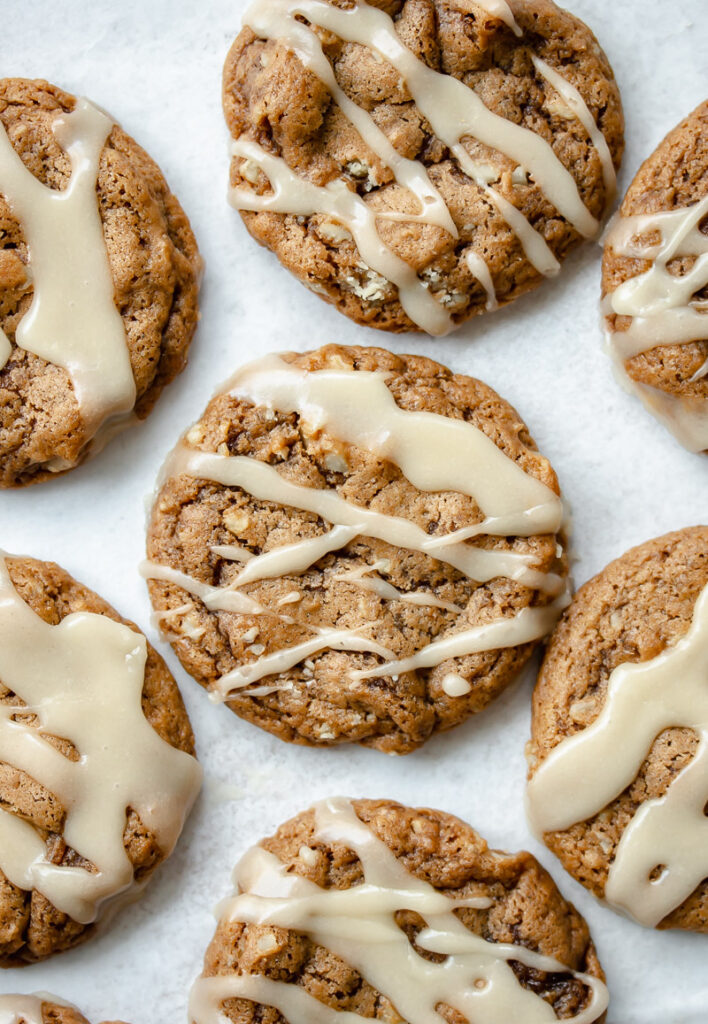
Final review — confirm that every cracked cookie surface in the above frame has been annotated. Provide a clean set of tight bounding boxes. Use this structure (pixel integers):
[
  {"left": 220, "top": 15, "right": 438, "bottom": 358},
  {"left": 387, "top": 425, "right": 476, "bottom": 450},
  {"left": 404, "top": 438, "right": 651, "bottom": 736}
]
[
  {"left": 146, "top": 343, "right": 567, "bottom": 754},
  {"left": 224, "top": 0, "right": 623, "bottom": 332}
]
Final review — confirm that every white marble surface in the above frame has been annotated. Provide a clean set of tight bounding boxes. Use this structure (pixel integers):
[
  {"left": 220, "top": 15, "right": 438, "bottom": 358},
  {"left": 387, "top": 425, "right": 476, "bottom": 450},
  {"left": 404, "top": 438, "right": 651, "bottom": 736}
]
[{"left": 1, "top": 0, "right": 707, "bottom": 1020}]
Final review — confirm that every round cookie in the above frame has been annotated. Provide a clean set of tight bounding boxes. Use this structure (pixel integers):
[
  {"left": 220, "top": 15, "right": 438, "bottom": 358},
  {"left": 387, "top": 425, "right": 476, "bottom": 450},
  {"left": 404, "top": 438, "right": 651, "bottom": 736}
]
[
  {"left": 0, "top": 78, "right": 202, "bottom": 488},
  {"left": 189, "top": 797, "right": 608, "bottom": 1024},
  {"left": 0, "top": 553, "right": 202, "bottom": 965},
  {"left": 145, "top": 344, "right": 567, "bottom": 754},
  {"left": 0, "top": 994, "right": 126, "bottom": 1024},
  {"left": 527, "top": 526, "right": 708, "bottom": 932},
  {"left": 602, "top": 101, "right": 708, "bottom": 453},
  {"left": 223, "top": 0, "right": 623, "bottom": 335}
]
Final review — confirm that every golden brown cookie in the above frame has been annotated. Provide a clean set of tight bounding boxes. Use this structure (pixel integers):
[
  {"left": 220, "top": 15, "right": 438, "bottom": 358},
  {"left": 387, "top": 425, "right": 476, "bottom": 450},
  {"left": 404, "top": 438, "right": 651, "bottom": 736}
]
[
  {"left": 0, "top": 994, "right": 127, "bottom": 1024},
  {"left": 601, "top": 101, "right": 708, "bottom": 453},
  {"left": 0, "top": 78, "right": 202, "bottom": 488},
  {"left": 145, "top": 343, "right": 567, "bottom": 754},
  {"left": 528, "top": 526, "right": 708, "bottom": 932},
  {"left": 224, "top": 0, "right": 623, "bottom": 334},
  {"left": 189, "top": 797, "right": 608, "bottom": 1024},
  {"left": 0, "top": 554, "right": 202, "bottom": 966}
]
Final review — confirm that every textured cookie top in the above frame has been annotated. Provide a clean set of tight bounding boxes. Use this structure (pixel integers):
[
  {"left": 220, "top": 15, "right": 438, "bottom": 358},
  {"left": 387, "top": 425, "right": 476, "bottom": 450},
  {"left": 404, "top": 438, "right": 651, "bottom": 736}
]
[
  {"left": 223, "top": 0, "right": 623, "bottom": 334},
  {"left": 190, "top": 797, "right": 608, "bottom": 1024},
  {"left": 146, "top": 344, "right": 567, "bottom": 754},
  {"left": 527, "top": 526, "right": 708, "bottom": 932},
  {"left": 602, "top": 101, "right": 708, "bottom": 452},
  {"left": 0, "top": 994, "right": 127, "bottom": 1024},
  {"left": 0, "top": 554, "right": 202, "bottom": 965},
  {"left": 0, "top": 78, "right": 201, "bottom": 488}
]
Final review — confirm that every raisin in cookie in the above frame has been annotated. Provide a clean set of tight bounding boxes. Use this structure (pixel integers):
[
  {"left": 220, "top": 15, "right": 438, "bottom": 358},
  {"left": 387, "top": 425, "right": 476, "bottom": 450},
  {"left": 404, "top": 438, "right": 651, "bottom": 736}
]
[
  {"left": 527, "top": 526, "right": 708, "bottom": 931},
  {"left": 0, "top": 553, "right": 202, "bottom": 965},
  {"left": 145, "top": 344, "right": 567, "bottom": 754},
  {"left": 602, "top": 101, "right": 708, "bottom": 453},
  {"left": 190, "top": 797, "right": 608, "bottom": 1024},
  {"left": 0, "top": 995, "right": 126, "bottom": 1024},
  {"left": 224, "top": 0, "right": 623, "bottom": 335},
  {"left": 0, "top": 78, "right": 202, "bottom": 488}
]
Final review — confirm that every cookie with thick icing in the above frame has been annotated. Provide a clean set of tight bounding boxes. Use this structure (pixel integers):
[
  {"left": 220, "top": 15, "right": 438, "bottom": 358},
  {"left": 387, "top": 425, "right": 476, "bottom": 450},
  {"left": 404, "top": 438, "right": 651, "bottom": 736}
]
[
  {"left": 0, "top": 553, "right": 202, "bottom": 965},
  {"left": 0, "top": 994, "right": 126, "bottom": 1024},
  {"left": 602, "top": 101, "right": 708, "bottom": 453},
  {"left": 223, "top": 0, "right": 623, "bottom": 335},
  {"left": 527, "top": 526, "right": 708, "bottom": 931},
  {"left": 190, "top": 796, "right": 608, "bottom": 1024},
  {"left": 145, "top": 344, "right": 567, "bottom": 753},
  {"left": 0, "top": 78, "right": 202, "bottom": 488}
]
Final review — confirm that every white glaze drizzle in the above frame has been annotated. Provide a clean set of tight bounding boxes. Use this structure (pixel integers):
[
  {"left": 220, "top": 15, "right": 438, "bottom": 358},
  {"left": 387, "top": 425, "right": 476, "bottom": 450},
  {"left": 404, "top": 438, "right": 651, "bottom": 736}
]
[
  {"left": 232, "top": 0, "right": 609, "bottom": 333},
  {"left": 0, "top": 553, "right": 202, "bottom": 924},
  {"left": 189, "top": 797, "right": 608, "bottom": 1024},
  {"left": 231, "top": 138, "right": 452, "bottom": 335},
  {"left": 527, "top": 581, "right": 708, "bottom": 927},
  {"left": 603, "top": 195, "right": 708, "bottom": 452},
  {"left": 165, "top": 446, "right": 560, "bottom": 593},
  {"left": 240, "top": 0, "right": 457, "bottom": 238},
  {"left": 147, "top": 356, "right": 564, "bottom": 698},
  {"left": 0, "top": 327, "right": 11, "bottom": 369},
  {"left": 0, "top": 995, "right": 73, "bottom": 1024},
  {"left": 332, "top": 563, "right": 463, "bottom": 614},
  {"left": 441, "top": 671, "right": 473, "bottom": 696},
  {"left": 0, "top": 99, "right": 135, "bottom": 437},
  {"left": 466, "top": 251, "right": 498, "bottom": 311},
  {"left": 532, "top": 56, "right": 616, "bottom": 202},
  {"left": 351, "top": 593, "right": 568, "bottom": 681},
  {"left": 227, "top": 355, "right": 560, "bottom": 527},
  {"left": 474, "top": 0, "right": 522, "bottom": 36},
  {"left": 216, "top": 628, "right": 397, "bottom": 694}
]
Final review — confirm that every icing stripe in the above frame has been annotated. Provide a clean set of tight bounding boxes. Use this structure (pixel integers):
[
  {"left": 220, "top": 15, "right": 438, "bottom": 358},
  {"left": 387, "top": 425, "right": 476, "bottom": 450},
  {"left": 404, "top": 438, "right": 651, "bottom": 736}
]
[
  {"left": 0, "top": 99, "right": 135, "bottom": 437},
  {"left": 0, "top": 554, "right": 202, "bottom": 924},
  {"left": 250, "top": 0, "right": 599, "bottom": 238},
  {"left": 351, "top": 594, "right": 568, "bottom": 681},
  {"left": 333, "top": 564, "right": 464, "bottom": 614},
  {"left": 231, "top": 139, "right": 452, "bottom": 335},
  {"left": 167, "top": 446, "right": 561, "bottom": 594},
  {"left": 466, "top": 251, "right": 499, "bottom": 311},
  {"left": 474, "top": 0, "right": 522, "bottom": 36},
  {"left": 189, "top": 797, "right": 608, "bottom": 1024},
  {"left": 527, "top": 581, "right": 708, "bottom": 927},
  {"left": 231, "top": 525, "right": 359, "bottom": 586},
  {"left": 228, "top": 355, "right": 562, "bottom": 527},
  {"left": 142, "top": 559, "right": 268, "bottom": 616},
  {"left": 241, "top": 0, "right": 457, "bottom": 238},
  {"left": 0, "top": 996, "right": 74, "bottom": 1024},
  {"left": 215, "top": 628, "right": 397, "bottom": 694},
  {"left": 149, "top": 356, "right": 564, "bottom": 696},
  {"left": 233, "top": 0, "right": 611, "bottom": 331},
  {"left": 532, "top": 56, "right": 616, "bottom": 202},
  {"left": 603, "top": 196, "right": 708, "bottom": 451},
  {"left": 0, "top": 327, "right": 10, "bottom": 370}
]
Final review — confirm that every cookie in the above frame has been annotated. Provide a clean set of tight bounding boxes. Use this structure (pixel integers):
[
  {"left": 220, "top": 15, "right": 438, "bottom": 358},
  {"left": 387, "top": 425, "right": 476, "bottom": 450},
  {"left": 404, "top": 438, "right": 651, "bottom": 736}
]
[
  {"left": 0, "top": 78, "right": 202, "bottom": 488},
  {"left": 527, "top": 526, "right": 708, "bottom": 932},
  {"left": 0, "top": 553, "right": 203, "bottom": 965},
  {"left": 189, "top": 796, "right": 608, "bottom": 1024},
  {"left": 145, "top": 344, "right": 567, "bottom": 753},
  {"left": 223, "top": 0, "right": 623, "bottom": 335},
  {"left": 602, "top": 101, "right": 708, "bottom": 453},
  {"left": 0, "top": 995, "right": 126, "bottom": 1024}
]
